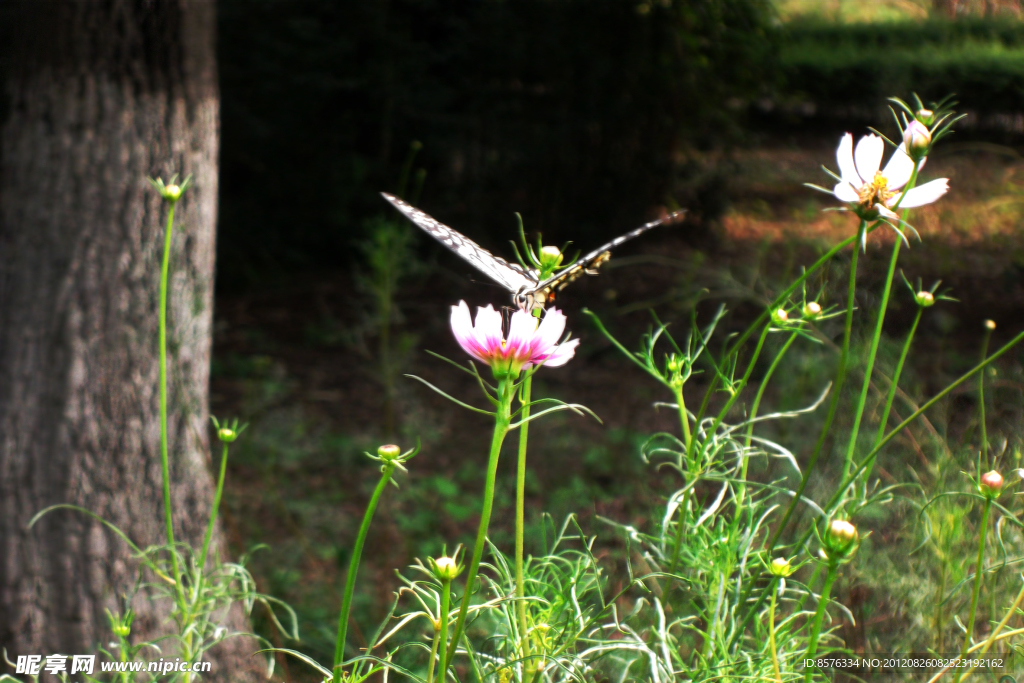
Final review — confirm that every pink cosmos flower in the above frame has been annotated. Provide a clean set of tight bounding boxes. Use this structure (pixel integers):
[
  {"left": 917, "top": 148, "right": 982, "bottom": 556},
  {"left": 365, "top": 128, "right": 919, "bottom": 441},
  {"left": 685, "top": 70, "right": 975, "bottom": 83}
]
[
  {"left": 450, "top": 301, "right": 579, "bottom": 377},
  {"left": 832, "top": 133, "right": 948, "bottom": 220}
]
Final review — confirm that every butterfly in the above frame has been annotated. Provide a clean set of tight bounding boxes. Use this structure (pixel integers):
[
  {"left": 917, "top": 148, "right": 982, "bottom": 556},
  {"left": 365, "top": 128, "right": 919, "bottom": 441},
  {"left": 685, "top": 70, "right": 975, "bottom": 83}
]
[{"left": 382, "top": 192, "right": 685, "bottom": 311}]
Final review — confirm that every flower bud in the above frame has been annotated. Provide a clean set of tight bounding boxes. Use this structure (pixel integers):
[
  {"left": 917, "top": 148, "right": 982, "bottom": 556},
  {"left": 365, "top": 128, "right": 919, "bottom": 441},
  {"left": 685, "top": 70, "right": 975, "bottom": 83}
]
[
  {"left": 903, "top": 120, "right": 931, "bottom": 159},
  {"left": 163, "top": 184, "right": 182, "bottom": 201},
  {"left": 802, "top": 301, "right": 822, "bottom": 319},
  {"left": 771, "top": 308, "right": 788, "bottom": 325},
  {"left": 539, "top": 245, "right": 564, "bottom": 270},
  {"left": 828, "top": 519, "right": 858, "bottom": 546},
  {"left": 916, "top": 109, "right": 935, "bottom": 126},
  {"left": 432, "top": 555, "right": 462, "bottom": 581},
  {"left": 985, "top": 319, "right": 996, "bottom": 331},
  {"left": 217, "top": 427, "right": 238, "bottom": 443},
  {"left": 769, "top": 556, "right": 793, "bottom": 577},
  {"left": 378, "top": 444, "right": 402, "bottom": 461},
  {"left": 914, "top": 291, "right": 935, "bottom": 307},
  {"left": 980, "top": 470, "right": 1004, "bottom": 496}
]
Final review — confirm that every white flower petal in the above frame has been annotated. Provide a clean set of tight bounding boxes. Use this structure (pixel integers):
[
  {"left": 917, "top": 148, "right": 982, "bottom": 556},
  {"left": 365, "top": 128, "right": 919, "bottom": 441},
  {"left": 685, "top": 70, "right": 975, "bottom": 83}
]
[
  {"left": 451, "top": 301, "right": 488, "bottom": 362},
  {"left": 881, "top": 144, "right": 915, "bottom": 191},
  {"left": 474, "top": 305, "right": 504, "bottom": 353},
  {"left": 833, "top": 181, "right": 858, "bottom": 203},
  {"left": 890, "top": 178, "right": 949, "bottom": 209},
  {"left": 836, "top": 133, "right": 861, "bottom": 186},
  {"left": 506, "top": 309, "right": 539, "bottom": 357},
  {"left": 540, "top": 338, "right": 580, "bottom": 368},
  {"left": 854, "top": 134, "right": 884, "bottom": 181},
  {"left": 534, "top": 308, "right": 568, "bottom": 354}
]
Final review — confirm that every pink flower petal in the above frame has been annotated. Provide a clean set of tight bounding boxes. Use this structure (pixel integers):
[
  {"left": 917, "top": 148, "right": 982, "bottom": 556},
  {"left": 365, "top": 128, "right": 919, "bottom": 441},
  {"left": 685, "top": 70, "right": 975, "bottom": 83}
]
[
  {"left": 451, "top": 301, "right": 489, "bottom": 363},
  {"left": 854, "top": 134, "right": 884, "bottom": 182},
  {"left": 534, "top": 308, "right": 568, "bottom": 355},
  {"left": 506, "top": 309, "right": 539, "bottom": 361},
  {"left": 473, "top": 305, "right": 504, "bottom": 356}
]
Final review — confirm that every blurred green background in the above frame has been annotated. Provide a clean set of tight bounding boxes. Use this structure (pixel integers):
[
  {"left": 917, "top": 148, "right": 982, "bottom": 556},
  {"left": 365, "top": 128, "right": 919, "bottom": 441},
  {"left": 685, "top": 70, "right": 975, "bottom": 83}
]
[{"left": 210, "top": 0, "right": 1024, "bottom": 677}]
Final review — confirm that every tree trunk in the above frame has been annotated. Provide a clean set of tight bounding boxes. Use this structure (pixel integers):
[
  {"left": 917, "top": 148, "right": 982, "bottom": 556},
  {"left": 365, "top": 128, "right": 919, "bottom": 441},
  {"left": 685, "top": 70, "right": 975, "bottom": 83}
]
[{"left": 0, "top": 1, "right": 253, "bottom": 677}]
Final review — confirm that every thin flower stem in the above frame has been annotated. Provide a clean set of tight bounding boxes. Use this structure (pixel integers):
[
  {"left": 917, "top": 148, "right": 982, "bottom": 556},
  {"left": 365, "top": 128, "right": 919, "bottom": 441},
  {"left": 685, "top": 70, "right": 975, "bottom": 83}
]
[
  {"left": 333, "top": 460, "right": 398, "bottom": 682},
  {"left": 869, "top": 305, "right": 923, "bottom": 469},
  {"left": 444, "top": 378, "right": 515, "bottom": 673},
  {"left": 730, "top": 220, "right": 867, "bottom": 652},
  {"left": 673, "top": 383, "right": 692, "bottom": 453},
  {"left": 769, "top": 580, "right": 783, "bottom": 683},
  {"left": 803, "top": 560, "right": 840, "bottom": 683},
  {"left": 956, "top": 577, "right": 1024, "bottom": 679},
  {"left": 515, "top": 373, "right": 533, "bottom": 673},
  {"left": 426, "top": 627, "right": 441, "bottom": 683},
  {"left": 842, "top": 235, "right": 902, "bottom": 482},
  {"left": 158, "top": 201, "right": 184, "bottom": 605},
  {"left": 198, "top": 441, "right": 229, "bottom": 576},
  {"left": 429, "top": 579, "right": 452, "bottom": 683},
  {"left": 978, "top": 326, "right": 993, "bottom": 469},
  {"left": 953, "top": 496, "right": 991, "bottom": 683}
]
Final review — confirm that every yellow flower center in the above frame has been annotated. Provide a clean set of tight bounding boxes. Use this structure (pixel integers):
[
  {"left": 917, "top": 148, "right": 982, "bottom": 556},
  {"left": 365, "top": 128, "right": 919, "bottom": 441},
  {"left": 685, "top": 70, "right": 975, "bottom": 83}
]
[{"left": 857, "top": 172, "right": 896, "bottom": 209}]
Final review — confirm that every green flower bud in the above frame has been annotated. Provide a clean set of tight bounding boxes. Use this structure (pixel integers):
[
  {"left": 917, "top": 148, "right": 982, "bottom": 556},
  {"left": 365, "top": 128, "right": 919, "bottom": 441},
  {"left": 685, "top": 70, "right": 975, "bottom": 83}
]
[
  {"left": 903, "top": 120, "right": 931, "bottom": 160},
  {"left": 916, "top": 108, "right": 935, "bottom": 126},
  {"left": 539, "top": 245, "right": 564, "bottom": 270},
  {"left": 914, "top": 291, "right": 935, "bottom": 307},
  {"left": 985, "top": 319, "right": 996, "bottom": 331},
  {"left": 378, "top": 444, "right": 402, "bottom": 461},
  {"left": 827, "top": 519, "right": 858, "bottom": 546},
  {"left": 771, "top": 308, "right": 789, "bottom": 325},
  {"left": 980, "top": 470, "right": 1004, "bottom": 496},
  {"left": 802, "top": 301, "right": 821, "bottom": 319},
  {"left": 217, "top": 427, "right": 238, "bottom": 443},
  {"left": 769, "top": 556, "right": 793, "bottom": 577},
  {"left": 432, "top": 555, "right": 463, "bottom": 581}
]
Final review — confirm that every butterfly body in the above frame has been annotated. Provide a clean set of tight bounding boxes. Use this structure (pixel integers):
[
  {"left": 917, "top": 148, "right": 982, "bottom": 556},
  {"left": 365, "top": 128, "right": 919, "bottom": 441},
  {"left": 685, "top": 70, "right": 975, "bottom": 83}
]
[{"left": 382, "top": 192, "right": 684, "bottom": 311}]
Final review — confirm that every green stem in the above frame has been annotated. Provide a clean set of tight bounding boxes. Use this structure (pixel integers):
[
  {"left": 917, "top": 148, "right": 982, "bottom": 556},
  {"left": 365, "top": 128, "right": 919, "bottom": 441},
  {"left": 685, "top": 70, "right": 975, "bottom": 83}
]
[
  {"left": 958, "top": 575, "right": 1024, "bottom": 679},
  {"left": 444, "top": 379, "right": 515, "bottom": 672},
  {"left": 158, "top": 201, "right": 183, "bottom": 604},
  {"left": 516, "top": 373, "right": 533, "bottom": 673},
  {"left": 979, "top": 327, "right": 993, "bottom": 469},
  {"left": 954, "top": 496, "right": 991, "bottom": 683},
  {"left": 673, "top": 383, "right": 692, "bottom": 454},
  {"left": 934, "top": 559, "right": 947, "bottom": 653},
  {"left": 769, "top": 580, "right": 782, "bottom": 683},
  {"left": 803, "top": 561, "right": 840, "bottom": 683},
  {"left": 867, "top": 305, "right": 923, "bottom": 480},
  {"left": 198, "top": 442, "right": 229, "bottom": 575},
  {"left": 730, "top": 221, "right": 867, "bottom": 652},
  {"left": 333, "top": 461, "right": 398, "bottom": 681},
  {"left": 426, "top": 629, "right": 441, "bottom": 683},
  {"left": 842, "top": 236, "right": 902, "bottom": 482},
  {"left": 429, "top": 579, "right": 452, "bottom": 683}
]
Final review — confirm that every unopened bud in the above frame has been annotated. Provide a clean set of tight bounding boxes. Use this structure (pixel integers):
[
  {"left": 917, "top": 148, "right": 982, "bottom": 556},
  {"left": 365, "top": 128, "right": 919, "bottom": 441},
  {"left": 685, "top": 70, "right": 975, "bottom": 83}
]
[
  {"left": 217, "top": 427, "right": 238, "bottom": 443},
  {"left": 433, "top": 556, "right": 462, "bottom": 581},
  {"left": 828, "top": 519, "right": 858, "bottom": 546},
  {"left": 539, "top": 245, "right": 564, "bottom": 270},
  {"left": 903, "top": 120, "right": 931, "bottom": 159},
  {"left": 378, "top": 444, "right": 402, "bottom": 460},
  {"left": 802, "top": 301, "right": 822, "bottom": 319},
  {"left": 769, "top": 556, "right": 793, "bottom": 577},
  {"left": 771, "top": 308, "right": 789, "bottom": 324},
  {"left": 163, "top": 184, "right": 182, "bottom": 201},
  {"left": 916, "top": 108, "right": 935, "bottom": 126},
  {"left": 985, "top": 319, "right": 996, "bottom": 331},
  {"left": 980, "top": 470, "right": 1004, "bottom": 496},
  {"left": 915, "top": 291, "right": 935, "bottom": 307}
]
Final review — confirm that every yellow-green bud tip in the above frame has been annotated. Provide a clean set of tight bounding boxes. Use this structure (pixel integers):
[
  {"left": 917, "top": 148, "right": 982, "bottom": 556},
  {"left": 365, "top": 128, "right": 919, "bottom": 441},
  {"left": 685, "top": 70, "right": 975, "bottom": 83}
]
[
  {"left": 378, "top": 444, "right": 402, "bottom": 460},
  {"left": 980, "top": 470, "right": 1004, "bottom": 495},
  {"left": 769, "top": 556, "right": 792, "bottom": 577},
  {"left": 828, "top": 519, "right": 857, "bottom": 544},
  {"left": 803, "top": 301, "right": 821, "bottom": 318},
  {"left": 915, "top": 291, "right": 935, "bottom": 307},
  {"left": 113, "top": 624, "right": 131, "bottom": 637},
  {"left": 539, "top": 245, "right": 564, "bottom": 269},
  {"left": 164, "top": 184, "right": 182, "bottom": 201},
  {"left": 916, "top": 108, "right": 935, "bottom": 125},
  {"left": 772, "top": 308, "right": 788, "bottom": 324},
  {"left": 217, "top": 427, "right": 238, "bottom": 443},
  {"left": 985, "top": 319, "right": 996, "bottom": 331},
  {"left": 432, "top": 555, "right": 462, "bottom": 581}
]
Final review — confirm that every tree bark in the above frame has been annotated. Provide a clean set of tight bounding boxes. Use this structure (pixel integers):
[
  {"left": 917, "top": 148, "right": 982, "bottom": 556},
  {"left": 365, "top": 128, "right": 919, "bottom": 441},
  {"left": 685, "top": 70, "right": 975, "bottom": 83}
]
[{"left": 0, "top": 1, "right": 253, "bottom": 677}]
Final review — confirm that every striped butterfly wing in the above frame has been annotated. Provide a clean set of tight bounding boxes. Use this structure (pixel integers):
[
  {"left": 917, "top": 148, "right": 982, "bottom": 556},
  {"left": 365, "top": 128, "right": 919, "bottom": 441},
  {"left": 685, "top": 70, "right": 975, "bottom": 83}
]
[
  {"left": 532, "top": 209, "right": 687, "bottom": 298},
  {"left": 382, "top": 193, "right": 538, "bottom": 294}
]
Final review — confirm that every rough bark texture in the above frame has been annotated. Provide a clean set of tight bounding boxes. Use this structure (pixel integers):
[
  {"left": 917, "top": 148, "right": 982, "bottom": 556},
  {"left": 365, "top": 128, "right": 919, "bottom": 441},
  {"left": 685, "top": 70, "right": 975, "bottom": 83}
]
[{"left": 0, "top": 1, "right": 254, "bottom": 678}]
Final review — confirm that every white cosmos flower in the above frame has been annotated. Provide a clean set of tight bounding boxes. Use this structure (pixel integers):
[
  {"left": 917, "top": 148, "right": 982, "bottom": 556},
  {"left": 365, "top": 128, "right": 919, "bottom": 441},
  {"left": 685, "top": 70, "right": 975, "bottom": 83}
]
[{"left": 832, "top": 133, "right": 948, "bottom": 220}]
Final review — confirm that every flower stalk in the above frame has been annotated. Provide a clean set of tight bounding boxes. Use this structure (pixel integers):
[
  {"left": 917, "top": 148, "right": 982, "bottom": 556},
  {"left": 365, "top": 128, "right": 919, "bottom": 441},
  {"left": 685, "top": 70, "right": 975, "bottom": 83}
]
[
  {"left": 516, "top": 371, "right": 534, "bottom": 674},
  {"left": 953, "top": 495, "right": 992, "bottom": 683},
  {"left": 444, "top": 378, "right": 516, "bottom": 672}
]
